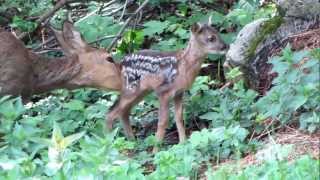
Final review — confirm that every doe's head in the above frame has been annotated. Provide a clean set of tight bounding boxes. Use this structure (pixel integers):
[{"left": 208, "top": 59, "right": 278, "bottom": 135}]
[
  {"left": 190, "top": 20, "right": 227, "bottom": 54},
  {"left": 52, "top": 21, "right": 113, "bottom": 63}
]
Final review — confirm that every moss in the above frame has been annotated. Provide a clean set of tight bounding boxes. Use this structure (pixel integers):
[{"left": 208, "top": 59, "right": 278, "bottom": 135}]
[{"left": 247, "top": 16, "right": 284, "bottom": 58}]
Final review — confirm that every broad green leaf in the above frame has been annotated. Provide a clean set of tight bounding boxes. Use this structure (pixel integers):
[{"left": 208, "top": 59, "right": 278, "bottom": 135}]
[
  {"left": 52, "top": 122, "right": 64, "bottom": 146},
  {"left": 174, "top": 28, "right": 189, "bottom": 39},
  {"left": 288, "top": 95, "right": 308, "bottom": 111},
  {"left": 226, "top": 67, "right": 243, "bottom": 79},
  {"left": 63, "top": 100, "right": 85, "bottom": 111},
  {"left": 143, "top": 20, "right": 170, "bottom": 36},
  {"left": 199, "top": 112, "right": 218, "bottom": 121},
  {"left": 61, "top": 131, "right": 86, "bottom": 149},
  {"left": 209, "top": 11, "right": 225, "bottom": 25}
]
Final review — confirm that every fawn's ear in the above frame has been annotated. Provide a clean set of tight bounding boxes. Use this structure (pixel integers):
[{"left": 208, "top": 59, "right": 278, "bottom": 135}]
[
  {"left": 191, "top": 22, "right": 202, "bottom": 34},
  {"left": 62, "top": 21, "right": 88, "bottom": 52},
  {"left": 208, "top": 15, "right": 213, "bottom": 26}
]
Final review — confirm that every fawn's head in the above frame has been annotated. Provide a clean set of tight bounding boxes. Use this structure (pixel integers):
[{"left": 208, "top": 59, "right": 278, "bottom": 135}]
[
  {"left": 52, "top": 21, "right": 113, "bottom": 63},
  {"left": 190, "top": 19, "right": 227, "bottom": 54}
]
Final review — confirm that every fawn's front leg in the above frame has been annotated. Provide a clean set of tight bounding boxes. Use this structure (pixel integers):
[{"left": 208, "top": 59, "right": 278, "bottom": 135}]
[
  {"left": 154, "top": 94, "right": 170, "bottom": 152},
  {"left": 174, "top": 92, "right": 186, "bottom": 142}
]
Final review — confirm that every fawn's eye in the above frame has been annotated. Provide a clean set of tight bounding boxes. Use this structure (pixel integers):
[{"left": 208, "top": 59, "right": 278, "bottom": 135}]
[{"left": 207, "top": 35, "right": 216, "bottom": 42}]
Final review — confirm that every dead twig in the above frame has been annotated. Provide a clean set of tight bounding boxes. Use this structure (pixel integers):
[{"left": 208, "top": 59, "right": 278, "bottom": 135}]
[
  {"left": 35, "top": 48, "right": 62, "bottom": 54},
  {"left": 107, "top": 0, "right": 149, "bottom": 52},
  {"left": 219, "top": 82, "right": 232, "bottom": 92},
  {"left": 88, "top": 35, "right": 119, "bottom": 45},
  {"left": 33, "top": 36, "right": 56, "bottom": 51},
  {"left": 119, "top": 0, "right": 129, "bottom": 21},
  {"left": 137, "top": 107, "right": 157, "bottom": 119}
]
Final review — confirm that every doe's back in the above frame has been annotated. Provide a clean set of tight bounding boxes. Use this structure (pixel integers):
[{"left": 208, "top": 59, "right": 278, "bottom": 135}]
[{"left": 0, "top": 31, "right": 33, "bottom": 97}]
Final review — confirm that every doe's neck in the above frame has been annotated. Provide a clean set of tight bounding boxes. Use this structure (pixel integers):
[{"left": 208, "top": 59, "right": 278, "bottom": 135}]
[{"left": 29, "top": 52, "right": 82, "bottom": 94}]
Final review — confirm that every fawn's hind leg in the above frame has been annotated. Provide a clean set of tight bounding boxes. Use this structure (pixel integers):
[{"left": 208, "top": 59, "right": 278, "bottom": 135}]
[
  {"left": 173, "top": 92, "right": 186, "bottom": 142},
  {"left": 106, "top": 91, "right": 144, "bottom": 140}
]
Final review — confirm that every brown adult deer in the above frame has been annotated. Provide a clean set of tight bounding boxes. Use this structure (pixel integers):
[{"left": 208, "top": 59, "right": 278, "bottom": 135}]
[
  {"left": 0, "top": 21, "right": 121, "bottom": 99},
  {"left": 106, "top": 20, "right": 227, "bottom": 150}
]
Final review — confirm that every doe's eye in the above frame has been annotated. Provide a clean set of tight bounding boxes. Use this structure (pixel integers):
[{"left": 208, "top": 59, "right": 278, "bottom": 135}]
[
  {"left": 106, "top": 56, "right": 114, "bottom": 62},
  {"left": 207, "top": 35, "right": 216, "bottom": 42}
]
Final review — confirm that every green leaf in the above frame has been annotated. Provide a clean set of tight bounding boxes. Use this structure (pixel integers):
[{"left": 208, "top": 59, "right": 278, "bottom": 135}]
[
  {"left": 226, "top": 67, "right": 243, "bottom": 80},
  {"left": 199, "top": 112, "right": 218, "bottom": 121},
  {"left": 288, "top": 95, "right": 308, "bottom": 111},
  {"left": 174, "top": 28, "right": 189, "bottom": 39},
  {"left": 143, "top": 20, "right": 170, "bottom": 36},
  {"left": 62, "top": 131, "right": 86, "bottom": 149},
  {"left": 52, "top": 122, "right": 64, "bottom": 145},
  {"left": 0, "top": 97, "right": 25, "bottom": 120},
  {"left": 209, "top": 11, "right": 225, "bottom": 25},
  {"left": 282, "top": 44, "right": 293, "bottom": 62},
  {"left": 63, "top": 100, "right": 85, "bottom": 111},
  {"left": 11, "top": 16, "right": 37, "bottom": 32}
]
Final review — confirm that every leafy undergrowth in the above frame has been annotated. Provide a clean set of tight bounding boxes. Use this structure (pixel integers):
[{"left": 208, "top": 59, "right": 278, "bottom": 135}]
[
  {"left": 207, "top": 155, "right": 319, "bottom": 180},
  {"left": 1, "top": 0, "right": 319, "bottom": 179},
  {"left": 204, "top": 127, "right": 320, "bottom": 179},
  {"left": 0, "top": 47, "right": 319, "bottom": 179}
]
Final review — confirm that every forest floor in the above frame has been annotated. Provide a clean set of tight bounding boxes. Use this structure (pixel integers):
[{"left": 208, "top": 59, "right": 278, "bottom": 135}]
[
  {"left": 201, "top": 126, "right": 320, "bottom": 178},
  {"left": 237, "top": 127, "right": 318, "bottom": 165}
]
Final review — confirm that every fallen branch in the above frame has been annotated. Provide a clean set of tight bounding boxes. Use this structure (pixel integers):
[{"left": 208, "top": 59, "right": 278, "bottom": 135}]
[
  {"left": 88, "top": 35, "right": 119, "bottom": 45},
  {"left": 35, "top": 48, "right": 62, "bottom": 54},
  {"left": 18, "top": 0, "right": 77, "bottom": 40},
  {"left": 118, "top": 0, "right": 129, "bottom": 21},
  {"left": 33, "top": 36, "right": 56, "bottom": 51},
  {"left": 219, "top": 82, "right": 232, "bottom": 92},
  {"left": 107, "top": 0, "right": 149, "bottom": 52}
]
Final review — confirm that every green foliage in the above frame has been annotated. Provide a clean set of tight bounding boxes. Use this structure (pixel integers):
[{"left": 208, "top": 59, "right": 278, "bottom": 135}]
[
  {"left": 187, "top": 79, "right": 258, "bottom": 129},
  {"left": 11, "top": 16, "right": 37, "bottom": 32},
  {"left": 227, "top": 0, "right": 276, "bottom": 27},
  {"left": 143, "top": 20, "right": 170, "bottom": 36},
  {"left": 149, "top": 126, "right": 250, "bottom": 179},
  {"left": 0, "top": 96, "right": 25, "bottom": 121},
  {"left": 117, "top": 30, "right": 145, "bottom": 54},
  {"left": 0, "top": 0, "right": 52, "bottom": 16},
  {"left": 1, "top": 0, "right": 52, "bottom": 32},
  {"left": 255, "top": 46, "right": 320, "bottom": 132},
  {"left": 207, "top": 155, "right": 319, "bottom": 180},
  {"left": 1, "top": 0, "right": 319, "bottom": 179},
  {"left": 75, "top": 15, "right": 121, "bottom": 47}
]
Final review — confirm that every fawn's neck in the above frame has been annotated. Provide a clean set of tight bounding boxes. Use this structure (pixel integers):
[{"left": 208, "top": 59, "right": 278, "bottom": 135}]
[
  {"left": 177, "top": 35, "right": 207, "bottom": 86},
  {"left": 181, "top": 35, "right": 207, "bottom": 63}
]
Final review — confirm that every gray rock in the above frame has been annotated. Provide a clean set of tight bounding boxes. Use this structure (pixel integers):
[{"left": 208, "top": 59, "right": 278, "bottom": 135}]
[
  {"left": 276, "top": 0, "right": 320, "bottom": 19},
  {"left": 226, "top": 18, "right": 268, "bottom": 67}
]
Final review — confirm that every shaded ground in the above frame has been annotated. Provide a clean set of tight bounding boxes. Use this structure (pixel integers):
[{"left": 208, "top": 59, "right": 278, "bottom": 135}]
[{"left": 213, "top": 126, "right": 319, "bottom": 169}]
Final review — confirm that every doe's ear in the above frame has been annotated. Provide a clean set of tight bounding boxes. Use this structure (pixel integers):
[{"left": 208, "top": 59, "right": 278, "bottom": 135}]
[
  {"left": 62, "top": 21, "right": 88, "bottom": 51},
  {"left": 51, "top": 26, "right": 74, "bottom": 56},
  {"left": 191, "top": 22, "right": 202, "bottom": 34}
]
